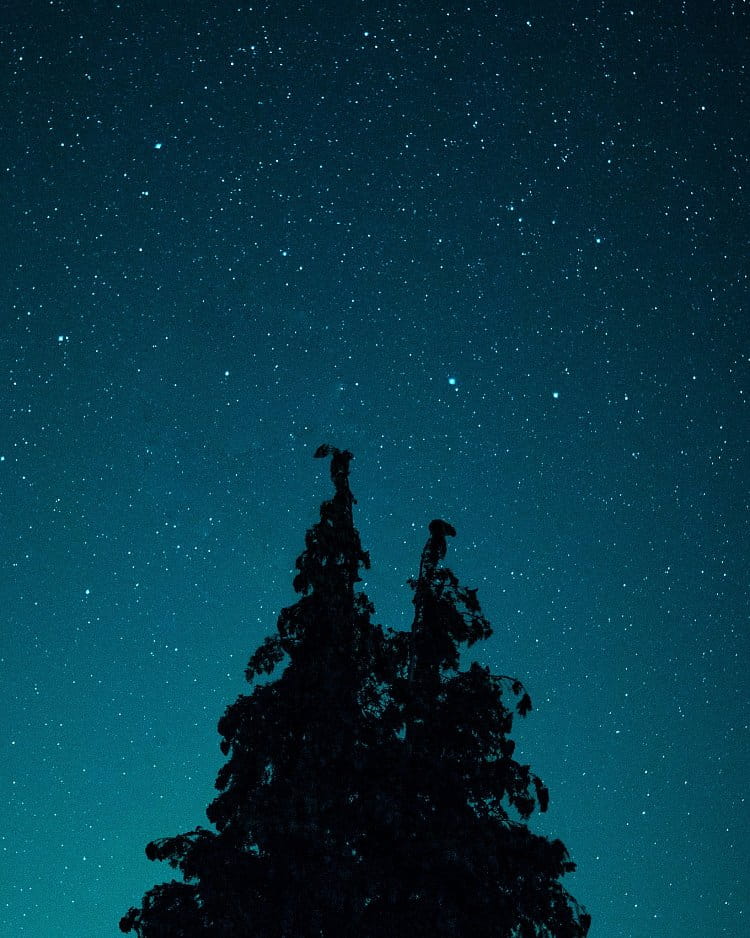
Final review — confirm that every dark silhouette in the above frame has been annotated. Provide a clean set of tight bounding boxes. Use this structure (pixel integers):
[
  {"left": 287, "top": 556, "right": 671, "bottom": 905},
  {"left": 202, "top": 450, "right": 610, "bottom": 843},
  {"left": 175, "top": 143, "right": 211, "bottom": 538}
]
[{"left": 120, "top": 446, "right": 590, "bottom": 937}]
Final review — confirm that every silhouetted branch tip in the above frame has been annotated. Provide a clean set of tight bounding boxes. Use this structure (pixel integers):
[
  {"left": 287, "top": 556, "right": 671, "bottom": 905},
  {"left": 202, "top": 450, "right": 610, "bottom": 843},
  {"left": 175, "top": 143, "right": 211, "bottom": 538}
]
[{"left": 428, "top": 518, "right": 456, "bottom": 539}]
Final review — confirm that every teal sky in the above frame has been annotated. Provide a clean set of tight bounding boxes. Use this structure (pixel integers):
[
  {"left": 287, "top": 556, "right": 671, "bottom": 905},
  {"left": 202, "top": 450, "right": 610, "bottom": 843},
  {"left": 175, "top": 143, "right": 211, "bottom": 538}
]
[{"left": 1, "top": 2, "right": 747, "bottom": 936}]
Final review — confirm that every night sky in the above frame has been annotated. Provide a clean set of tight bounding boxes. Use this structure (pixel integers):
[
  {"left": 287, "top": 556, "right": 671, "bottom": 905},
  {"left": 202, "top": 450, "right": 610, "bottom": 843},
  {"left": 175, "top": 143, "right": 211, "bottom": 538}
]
[{"left": 1, "top": 1, "right": 747, "bottom": 936}]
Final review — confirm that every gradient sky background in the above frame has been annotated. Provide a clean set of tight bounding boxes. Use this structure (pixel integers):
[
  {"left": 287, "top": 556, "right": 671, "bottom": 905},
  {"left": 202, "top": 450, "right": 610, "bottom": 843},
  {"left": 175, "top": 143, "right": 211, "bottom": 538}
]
[{"left": 1, "top": 2, "right": 747, "bottom": 936}]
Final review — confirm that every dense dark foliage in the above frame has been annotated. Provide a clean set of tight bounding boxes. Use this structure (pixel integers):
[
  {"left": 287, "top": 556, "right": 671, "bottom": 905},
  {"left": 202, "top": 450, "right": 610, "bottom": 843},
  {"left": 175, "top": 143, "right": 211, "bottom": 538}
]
[{"left": 120, "top": 446, "right": 590, "bottom": 937}]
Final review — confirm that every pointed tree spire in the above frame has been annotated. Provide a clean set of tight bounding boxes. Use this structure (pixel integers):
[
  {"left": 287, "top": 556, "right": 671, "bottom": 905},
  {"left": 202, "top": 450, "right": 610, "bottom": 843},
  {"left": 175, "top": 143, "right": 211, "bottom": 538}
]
[{"left": 291, "top": 444, "right": 367, "bottom": 598}]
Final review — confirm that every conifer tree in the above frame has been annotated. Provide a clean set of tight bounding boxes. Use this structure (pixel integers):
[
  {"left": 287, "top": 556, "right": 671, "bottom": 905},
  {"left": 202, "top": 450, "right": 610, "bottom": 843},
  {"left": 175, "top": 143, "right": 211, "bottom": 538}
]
[
  {"left": 362, "top": 518, "right": 591, "bottom": 937},
  {"left": 120, "top": 446, "right": 393, "bottom": 935},
  {"left": 120, "top": 446, "right": 590, "bottom": 937}
]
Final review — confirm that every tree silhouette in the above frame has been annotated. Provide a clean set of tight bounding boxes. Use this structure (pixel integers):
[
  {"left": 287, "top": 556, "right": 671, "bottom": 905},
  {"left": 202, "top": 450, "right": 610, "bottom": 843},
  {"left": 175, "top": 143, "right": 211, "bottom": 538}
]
[{"left": 120, "top": 446, "right": 590, "bottom": 937}]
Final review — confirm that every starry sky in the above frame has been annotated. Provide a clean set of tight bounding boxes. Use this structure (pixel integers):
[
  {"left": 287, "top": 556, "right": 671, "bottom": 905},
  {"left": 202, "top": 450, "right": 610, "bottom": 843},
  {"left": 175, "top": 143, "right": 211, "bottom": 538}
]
[{"left": 1, "top": 1, "right": 747, "bottom": 935}]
